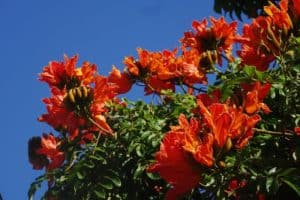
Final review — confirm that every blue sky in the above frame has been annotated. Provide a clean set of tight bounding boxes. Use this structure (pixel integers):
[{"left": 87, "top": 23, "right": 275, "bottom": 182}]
[{"left": 0, "top": 0, "right": 219, "bottom": 199}]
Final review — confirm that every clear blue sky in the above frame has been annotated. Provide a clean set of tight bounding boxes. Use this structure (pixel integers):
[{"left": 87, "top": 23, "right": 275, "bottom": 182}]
[{"left": 0, "top": 0, "right": 218, "bottom": 199}]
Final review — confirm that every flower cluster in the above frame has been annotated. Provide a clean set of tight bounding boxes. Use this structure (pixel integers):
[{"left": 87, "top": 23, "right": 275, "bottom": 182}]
[
  {"left": 28, "top": 0, "right": 300, "bottom": 199},
  {"left": 123, "top": 17, "right": 237, "bottom": 94},
  {"left": 181, "top": 17, "right": 237, "bottom": 66},
  {"left": 148, "top": 81, "right": 271, "bottom": 199},
  {"left": 28, "top": 55, "right": 132, "bottom": 170},
  {"left": 237, "top": 0, "right": 300, "bottom": 71}
]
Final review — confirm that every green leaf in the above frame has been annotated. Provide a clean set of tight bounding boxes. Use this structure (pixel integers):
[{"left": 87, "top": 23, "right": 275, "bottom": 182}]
[
  {"left": 146, "top": 172, "right": 161, "bottom": 180},
  {"left": 28, "top": 175, "right": 46, "bottom": 200},
  {"left": 99, "top": 179, "right": 113, "bottom": 190},
  {"left": 77, "top": 172, "right": 84, "bottom": 180},
  {"left": 281, "top": 176, "right": 300, "bottom": 197},
  {"left": 244, "top": 65, "right": 256, "bottom": 77},
  {"left": 278, "top": 168, "right": 298, "bottom": 177},
  {"left": 135, "top": 145, "right": 144, "bottom": 157},
  {"left": 83, "top": 161, "right": 95, "bottom": 169},
  {"left": 94, "top": 189, "right": 106, "bottom": 199},
  {"left": 89, "top": 155, "right": 107, "bottom": 164},
  {"left": 104, "top": 175, "right": 121, "bottom": 187},
  {"left": 255, "top": 70, "right": 266, "bottom": 81},
  {"left": 133, "top": 164, "right": 145, "bottom": 180}
]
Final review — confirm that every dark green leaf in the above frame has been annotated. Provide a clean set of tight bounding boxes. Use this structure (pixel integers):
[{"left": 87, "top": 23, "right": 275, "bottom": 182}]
[
  {"left": 89, "top": 155, "right": 107, "bottom": 164},
  {"left": 99, "top": 179, "right": 113, "bottom": 190},
  {"left": 94, "top": 189, "right": 106, "bottom": 199},
  {"left": 77, "top": 172, "right": 84, "bottom": 180},
  {"left": 133, "top": 164, "right": 145, "bottom": 180},
  {"left": 281, "top": 176, "right": 300, "bottom": 197},
  {"left": 104, "top": 175, "right": 121, "bottom": 187}
]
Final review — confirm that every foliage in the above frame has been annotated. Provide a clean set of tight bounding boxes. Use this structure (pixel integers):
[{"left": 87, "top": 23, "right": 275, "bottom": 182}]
[
  {"left": 213, "top": 0, "right": 280, "bottom": 19},
  {"left": 28, "top": 0, "right": 300, "bottom": 199}
]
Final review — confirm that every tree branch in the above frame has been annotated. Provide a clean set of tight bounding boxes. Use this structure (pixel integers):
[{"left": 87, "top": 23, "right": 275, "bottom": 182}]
[{"left": 253, "top": 128, "right": 294, "bottom": 136}]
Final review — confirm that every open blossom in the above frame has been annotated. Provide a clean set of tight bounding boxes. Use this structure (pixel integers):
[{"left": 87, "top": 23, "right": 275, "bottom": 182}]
[
  {"left": 181, "top": 17, "right": 237, "bottom": 66},
  {"left": 198, "top": 101, "right": 232, "bottom": 148},
  {"left": 197, "top": 96, "right": 262, "bottom": 149},
  {"left": 39, "top": 55, "right": 121, "bottom": 140},
  {"left": 144, "top": 75, "right": 175, "bottom": 95},
  {"left": 172, "top": 114, "right": 214, "bottom": 167},
  {"left": 38, "top": 87, "right": 87, "bottom": 140},
  {"left": 123, "top": 47, "right": 207, "bottom": 94},
  {"left": 264, "top": 0, "right": 293, "bottom": 30},
  {"left": 108, "top": 66, "right": 133, "bottom": 94},
  {"left": 40, "top": 77, "right": 116, "bottom": 140},
  {"left": 241, "top": 82, "right": 271, "bottom": 115},
  {"left": 148, "top": 114, "right": 217, "bottom": 199},
  {"left": 147, "top": 107, "right": 261, "bottom": 199},
  {"left": 28, "top": 134, "right": 64, "bottom": 170},
  {"left": 237, "top": 17, "right": 276, "bottom": 71},
  {"left": 89, "top": 75, "right": 118, "bottom": 134},
  {"left": 147, "top": 131, "right": 202, "bottom": 200},
  {"left": 235, "top": 114, "right": 261, "bottom": 148},
  {"left": 39, "top": 55, "right": 97, "bottom": 90},
  {"left": 238, "top": 0, "right": 293, "bottom": 71}
]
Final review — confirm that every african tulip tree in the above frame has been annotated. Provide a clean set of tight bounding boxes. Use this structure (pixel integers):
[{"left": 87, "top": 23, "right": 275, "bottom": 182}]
[{"left": 28, "top": 0, "right": 300, "bottom": 199}]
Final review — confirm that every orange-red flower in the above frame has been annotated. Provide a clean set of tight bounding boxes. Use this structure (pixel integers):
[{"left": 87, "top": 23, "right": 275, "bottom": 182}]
[
  {"left": 156, "top": 49, "right": 181, "bottom": 80},
  {"left": 124, "top": 47, "right": 208, "bottom": 93},
  {"left": 196, "top": 90, "right": 221, "bottom": 107},
  {"left": 89, "top": 76, "right": 117, "bottom": 134},
  {"left": 28, "top": 137, "right": 49, "bottom": 170},
  {"left": 264, "top": 0, "right": 293, "bottom": 30},
  {"left": 180, "top": 48, "right": 207, "bottom": 86},
  {"left": 108, "top": 66, "right": 133, "bottom": 94},
  {"left": 238, "top": 0, "right": 293, "bottom": 71},
  {"left": 39, "top": 55, "right": 97, "bottom": 89},
  {"left": 197, "top": 95, "right": 262, "bottom": 149},
  {"left": 171, "top": 114, "right": 214, "bottom": 167},
  {"left": 147, "top": 131, "right": 202, "bottom": 200},
  {"left": 40, "top": 75, "right": 116, "bottom": 139},
  {"left": 181, "top": 17, "right": 237, "bottom": 66},
  {"left": 241, "top": 82, "right": 271, "bottom": 114},
  {"left": 227, "top": 107, "right": 247, "bottom": 139},
  {"left": 237, "top": 17, "right": 276, "bottom": 71},
  {"left": 36, "top": 134, "right": 65, "bottom": 170},
  {"left": 123, "top": 56, "right": 140, "bottom": 76},
  {"left": 144, "top": 75, "right": 175, "bottom": 95},
  {"left": 28, "top": 134, "right": 64, "bottom": 170},
  {"left": 235, "top": 114, "right": 261, "bottom": 148},
  {"left": 292, "top": 0, "right": 300, "bottom": 16},
  {"left": 198, "top": 101, "right": 232, "bottom": 148},
  {"left": 38, "top": 88, "right": 87, "bottom": 140}
]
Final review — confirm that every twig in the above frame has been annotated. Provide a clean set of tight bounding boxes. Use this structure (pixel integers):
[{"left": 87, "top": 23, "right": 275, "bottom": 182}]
[
  {"left": 92, "top": 132, "right": 102, "bottom": 155},
  {"left": 87, "top": 117, "right": 116, "bottom": 155},
  {"left": 253, "top": 128, "right": 294, "bottom": 136},
  {"left": 88, "top": 117, "right": 112, "bottom": 134},
  {"left": 187, "top": 85, "right": 207, "bottom": 93}
]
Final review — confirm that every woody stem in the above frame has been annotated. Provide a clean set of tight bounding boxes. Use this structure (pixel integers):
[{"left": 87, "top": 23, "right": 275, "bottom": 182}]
[
  {"left": 253, "top": 128, "right": 294, "bottom": 136},
  {"left": 187, "top": 85, "right": 207, "bottom": 93}
]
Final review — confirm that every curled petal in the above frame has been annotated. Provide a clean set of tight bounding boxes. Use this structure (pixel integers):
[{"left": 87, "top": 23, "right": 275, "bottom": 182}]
[
  {"left": 108, "top": 66, "right": 133, "bottom": 94},
  {"left": 148, "top": 132, "right": 202, "bottom": 200}
]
